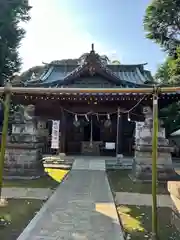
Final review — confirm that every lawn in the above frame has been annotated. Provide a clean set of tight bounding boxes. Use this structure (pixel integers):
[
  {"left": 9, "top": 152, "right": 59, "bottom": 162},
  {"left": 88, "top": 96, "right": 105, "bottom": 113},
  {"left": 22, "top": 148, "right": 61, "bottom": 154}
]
[
  {"left": 0, "top": 199, "right": 43, "bottom": 240},
  {"left": 3, "top": 169, "right": 69, "bottom": 188},
  {"left": 118, "top": 205, "right": 180, "bottom": 240},
  {"left": 107, "top": 170, "right": 169, "bottom": 194}
]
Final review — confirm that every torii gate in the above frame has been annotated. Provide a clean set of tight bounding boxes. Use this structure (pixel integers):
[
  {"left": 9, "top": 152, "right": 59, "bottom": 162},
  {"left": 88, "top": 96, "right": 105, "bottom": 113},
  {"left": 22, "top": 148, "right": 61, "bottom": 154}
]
[{"left": 0, "top": 84, "right": 180, "bottom": 239}]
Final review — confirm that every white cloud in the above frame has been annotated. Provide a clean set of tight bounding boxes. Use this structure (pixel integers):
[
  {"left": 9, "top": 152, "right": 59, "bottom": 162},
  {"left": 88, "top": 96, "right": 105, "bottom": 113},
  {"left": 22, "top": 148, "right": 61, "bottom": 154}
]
[{"left": 19, "top": 0, "right": 115, "bottom": 72}]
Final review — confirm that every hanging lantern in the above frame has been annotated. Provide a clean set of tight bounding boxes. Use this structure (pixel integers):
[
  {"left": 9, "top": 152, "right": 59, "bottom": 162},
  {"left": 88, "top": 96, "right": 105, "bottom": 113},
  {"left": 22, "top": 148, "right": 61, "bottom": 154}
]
[
  {"left": 73, "top": 114, "right": 80, "bottom": 127},
  {"left": 104, "top": 114, "right": 112, "bottom": 128}
]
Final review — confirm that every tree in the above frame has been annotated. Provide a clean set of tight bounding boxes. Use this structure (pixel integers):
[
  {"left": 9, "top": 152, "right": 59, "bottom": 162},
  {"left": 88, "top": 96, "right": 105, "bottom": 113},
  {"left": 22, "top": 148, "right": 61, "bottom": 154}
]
[
  {"left": 155, "top": 48, "right": 180, "bottom": 85},
  {"left": 20, "top": 65, "right": 44, "bottom": 83},
  {"left": 0, "top": 0, "right": 31, "bottom": 85},
  {"left": 155, "top": 58, "right": 171, "bottom": 83},
  {"left": 168, "top": 48, "right": 180, "bottom": 77},
  {"left": 111, "top": 60, "right": 121, "bottom": 65},
  {"left": 155, "top": 51, "right": 180, "bottom": 134},
  {"left": 155, "top": 53, "right": 180, "bottom": 134},
  {"left": 160, "top": 102, "right": 180, "bottom": 135},
  {"left": 144, "top": 0, "right": 180, "bottom": 133},
  {"left": 144, "top": 0, "right": 180, "bottom": 56}
]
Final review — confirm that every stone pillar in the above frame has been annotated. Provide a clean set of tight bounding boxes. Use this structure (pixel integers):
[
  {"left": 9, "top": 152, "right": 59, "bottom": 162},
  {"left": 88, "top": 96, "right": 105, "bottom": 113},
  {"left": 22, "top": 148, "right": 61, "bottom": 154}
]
[
  {"left": 168, "top": 181, "right": 180, "bottom": 232},
  {"left": 131, "top": 106, "right": 176, "bottom": 182},
  {"left": 4, "top": 105, "right": 43, "bottom": 179}
]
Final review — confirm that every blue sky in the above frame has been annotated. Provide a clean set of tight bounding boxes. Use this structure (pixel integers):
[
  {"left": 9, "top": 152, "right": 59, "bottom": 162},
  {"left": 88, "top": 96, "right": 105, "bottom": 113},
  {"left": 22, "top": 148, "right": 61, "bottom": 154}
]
[{"left": 20, "top": 0, "right": 165, "bottom": 74}]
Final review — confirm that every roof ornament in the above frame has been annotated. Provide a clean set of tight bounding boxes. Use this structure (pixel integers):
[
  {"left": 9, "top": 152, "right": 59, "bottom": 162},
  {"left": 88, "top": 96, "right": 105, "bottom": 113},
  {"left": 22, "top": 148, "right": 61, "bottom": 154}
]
[
  {"left": 91, "top": 43, "right": 95, "bottom": 52},
  {"left": 89, "top": 66, "right": 96, "bottom": 76},
  {"left": 30, "top": 72, "right": 36, "bottom": 80}
]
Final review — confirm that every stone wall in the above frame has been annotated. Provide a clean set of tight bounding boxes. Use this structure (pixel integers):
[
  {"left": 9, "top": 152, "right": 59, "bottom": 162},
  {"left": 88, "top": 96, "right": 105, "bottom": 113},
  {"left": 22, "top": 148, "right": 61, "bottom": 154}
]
[{"left": 168, "top": 181, "right": 180, "bottom": 231}]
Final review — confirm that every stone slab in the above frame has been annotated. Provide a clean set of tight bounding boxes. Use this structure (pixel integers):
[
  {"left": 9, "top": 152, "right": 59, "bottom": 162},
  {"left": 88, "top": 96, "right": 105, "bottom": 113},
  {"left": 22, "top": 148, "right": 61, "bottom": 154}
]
[
  {"left": 168, "top": 181, "right": 180, "bottom": 199},
  {"left": 169, "top": 194, "right": 180, "bottom": 232},
  {"left": 115, "top": 192, "right": 172, "bottom": 207},
  {"left": 168, "top": 182, "right": 180, "bottom": 232},
  {"left": 72, "top": 158, "right": 105, "bottom": 171},
  {"left": 2, "top": 188, "right": 53, "bottom": 200},
  {"left": 171, "top": 195, "right": 180, "bottom": 214}
]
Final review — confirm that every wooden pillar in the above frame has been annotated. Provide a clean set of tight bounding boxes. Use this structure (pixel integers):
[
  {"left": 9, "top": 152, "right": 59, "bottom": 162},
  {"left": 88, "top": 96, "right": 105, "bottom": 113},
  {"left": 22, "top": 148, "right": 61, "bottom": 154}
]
[
  {"left": 116, "top": 109, "right": 123, "bottom": 156},
  {"left": 60, "top": 107, "right": 66, "bottom": 153}
]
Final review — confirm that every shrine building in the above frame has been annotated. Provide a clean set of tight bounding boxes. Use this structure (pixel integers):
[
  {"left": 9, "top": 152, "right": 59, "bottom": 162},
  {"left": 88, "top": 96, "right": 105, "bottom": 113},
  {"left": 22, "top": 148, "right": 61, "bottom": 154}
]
[{"left": 12, "top": 45, "right": 178, "bottom": 157}]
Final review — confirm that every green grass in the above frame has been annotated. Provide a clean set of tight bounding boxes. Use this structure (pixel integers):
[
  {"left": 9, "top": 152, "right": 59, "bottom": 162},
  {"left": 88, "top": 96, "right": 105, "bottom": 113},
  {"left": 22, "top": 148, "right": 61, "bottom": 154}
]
[
  {"left": 3, "top": 169, "right": 69, "bottom": 189},
  {"left": 107, "top": 170, "right": 169, "bottom": 194},
  {"left": 0, "top": 199, "right": 43, "bottom": 240},
  {"left": 118, "top": 205, "right": 180, "bottom": 240}
]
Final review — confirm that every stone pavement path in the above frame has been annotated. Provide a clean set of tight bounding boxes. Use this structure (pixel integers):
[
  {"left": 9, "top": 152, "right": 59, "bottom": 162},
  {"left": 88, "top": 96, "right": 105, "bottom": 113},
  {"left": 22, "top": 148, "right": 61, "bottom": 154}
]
[
  {"left": 115, "top": 192, "right": 172, "bottom": 207},
  {"left": 17, "top": 159, "right": 124, "bottom": 240},
  {"left": 72, "top": 157, "right": 106, "bottom": 170},
  {"left": 2, "top": 187, "right": 53, "bottom": 200}
]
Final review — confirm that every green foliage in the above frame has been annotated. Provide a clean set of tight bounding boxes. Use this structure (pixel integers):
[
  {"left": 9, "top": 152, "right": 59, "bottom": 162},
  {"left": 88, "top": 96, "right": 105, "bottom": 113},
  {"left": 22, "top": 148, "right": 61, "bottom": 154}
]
[
  {"left": 144, "top": 0, "right": 180, "bottom": 56},
  {"left": 155, "top": 58, "right": 171, "bottom": 83},
  {"left": 168, "top": 48, "right": 180, "bottom": 77},
  {"left": 20, "top": 65, "right": 44, "bottom": 83},
  {"left": 144, "top": 1, "right": 180, "bottom": 133},
  {"left": 155, "top": 48, "right": 180, "bottom": 85},
  {"left": 0, "top": 0, "right": 31, "bottom": 85},
  {"left": 111, "top": 60, "right": 121, "bottom": 65},
  {"left": 160, "top": 103, "right": 180, "bottom": 135},
  {"left": 156, "top": 53, "right": 180, "bottom": 134}
]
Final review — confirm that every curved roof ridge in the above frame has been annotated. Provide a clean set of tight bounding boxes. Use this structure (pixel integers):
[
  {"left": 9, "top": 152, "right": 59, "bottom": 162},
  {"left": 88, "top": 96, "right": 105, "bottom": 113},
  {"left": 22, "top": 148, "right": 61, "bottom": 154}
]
[
  {"left": 45, "top": 62, "right": 147, "bottom": 68},
  {"left": 108, "top": 63, "right": 147, "bottom": 67},
  {"left": 135, "top": 67, "right": 146, "bottom": 84},
  {"left": 39, "top": 66, "right": 54, "bottom": 82}
]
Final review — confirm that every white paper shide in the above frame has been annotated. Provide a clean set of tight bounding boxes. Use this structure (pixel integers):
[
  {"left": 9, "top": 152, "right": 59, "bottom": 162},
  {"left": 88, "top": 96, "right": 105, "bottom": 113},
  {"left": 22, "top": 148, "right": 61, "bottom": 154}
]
[{"left": 51, "top": 120, "right": 60, "bottom": 149}]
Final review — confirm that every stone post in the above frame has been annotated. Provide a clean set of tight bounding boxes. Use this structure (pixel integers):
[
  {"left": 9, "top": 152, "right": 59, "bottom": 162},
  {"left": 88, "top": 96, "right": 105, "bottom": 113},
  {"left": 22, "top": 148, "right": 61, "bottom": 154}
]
[
  {"left": 4, "top": 105, "right": 44, "bottom": 179},
  {"left": 131, "top": 106, "right": 176, "bottom": 181}
]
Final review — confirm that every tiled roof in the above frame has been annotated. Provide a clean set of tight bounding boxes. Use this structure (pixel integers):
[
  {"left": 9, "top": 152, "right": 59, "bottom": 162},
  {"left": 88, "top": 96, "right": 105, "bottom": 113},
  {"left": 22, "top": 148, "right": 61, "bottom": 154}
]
[
  {"left": 23, "top": 48, "right": 153, "bottom": 88},
  {"left": 25, "top": 65, "right": 152, "bottom": 87}
]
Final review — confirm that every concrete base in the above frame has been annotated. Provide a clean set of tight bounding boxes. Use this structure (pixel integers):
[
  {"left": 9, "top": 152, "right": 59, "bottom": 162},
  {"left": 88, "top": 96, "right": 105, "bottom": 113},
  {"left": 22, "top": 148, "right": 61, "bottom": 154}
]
[
  {"left": 131, "top": 149, "right": 177, "bottom": 182},
  {"left": 4, "top": 144, "right": 44, "bottom": 179},
  {"left": 131, "top": 161, "right": 177, "bottom": 182}
]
